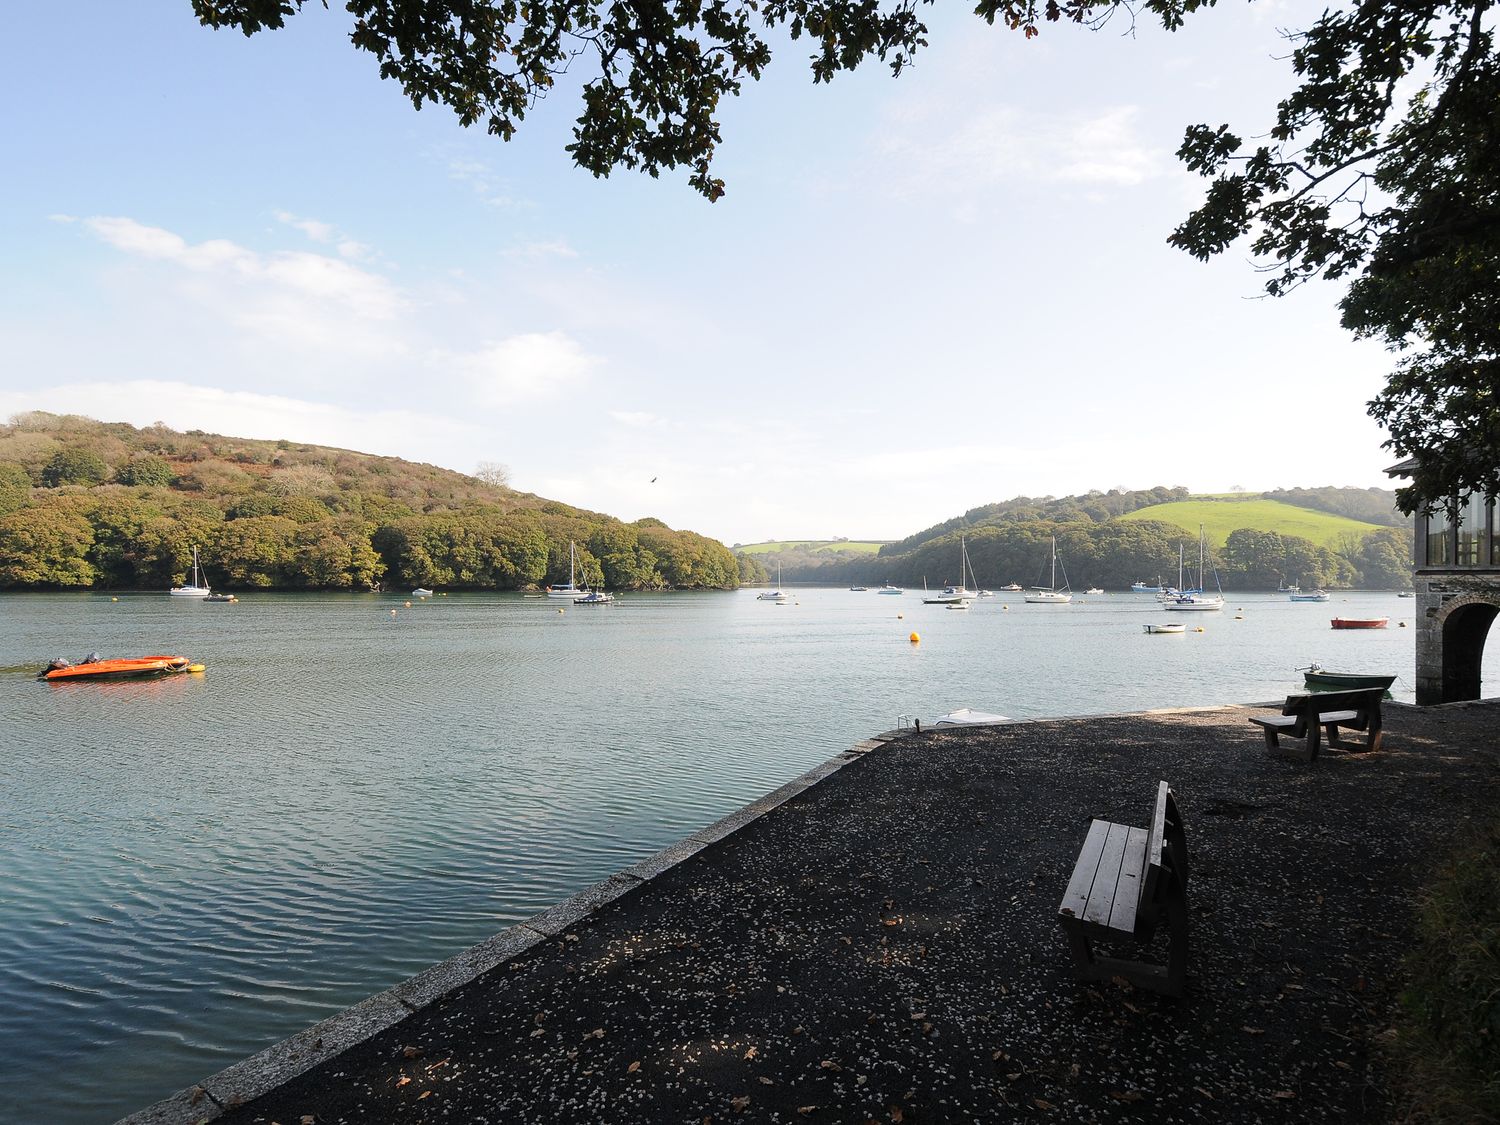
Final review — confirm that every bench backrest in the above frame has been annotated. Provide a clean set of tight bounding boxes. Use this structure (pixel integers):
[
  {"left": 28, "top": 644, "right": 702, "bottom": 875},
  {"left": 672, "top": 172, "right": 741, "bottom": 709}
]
[
  {"left": 1283, "top": 687, "right": 1385, "bottom": 717},
  {"left": 1140, "top": 781, "right": 1188, "bottom": 921}
]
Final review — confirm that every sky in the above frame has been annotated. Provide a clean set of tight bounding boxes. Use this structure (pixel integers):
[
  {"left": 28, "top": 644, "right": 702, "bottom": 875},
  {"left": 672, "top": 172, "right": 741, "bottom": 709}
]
[{"left": 1, "top": 1, "right": 1399, "bottom": 545}]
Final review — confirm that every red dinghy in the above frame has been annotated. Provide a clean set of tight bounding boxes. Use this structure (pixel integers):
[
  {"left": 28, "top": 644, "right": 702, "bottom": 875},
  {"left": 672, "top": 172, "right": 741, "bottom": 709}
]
[
  {"left": 1330, "top": 617, "right": 1389, "bottom": 630},
  {"left": 39, "top": 654, "right": 195, "bottom": 682}
]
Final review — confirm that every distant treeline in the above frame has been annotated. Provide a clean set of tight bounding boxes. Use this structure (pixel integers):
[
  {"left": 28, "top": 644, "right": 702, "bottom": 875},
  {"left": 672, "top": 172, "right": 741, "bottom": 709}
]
[
  {"left": 0, "top": 414, "right": 743, "bottom": 592},
  {"left": 756, "top": 484, "right": 1412, "bottom": 590},
  {"left": 776, "top": 520, "right": 1410, "bottom": 590}
]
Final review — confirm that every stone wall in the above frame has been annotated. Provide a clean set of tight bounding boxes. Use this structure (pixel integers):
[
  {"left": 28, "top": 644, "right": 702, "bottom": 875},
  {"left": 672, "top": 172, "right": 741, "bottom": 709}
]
[{"left": 1415, "top": 572, "right": 1500, "bottom": 703}]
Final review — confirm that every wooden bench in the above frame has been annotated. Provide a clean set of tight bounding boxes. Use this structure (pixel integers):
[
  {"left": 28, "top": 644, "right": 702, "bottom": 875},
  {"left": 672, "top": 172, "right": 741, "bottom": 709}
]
[
  {"left": 1248, "top": 688, "right": 1385, "bottom": 761},
  {"left": 1057, "top": 781, "right": 1189, "bottom": 996}
]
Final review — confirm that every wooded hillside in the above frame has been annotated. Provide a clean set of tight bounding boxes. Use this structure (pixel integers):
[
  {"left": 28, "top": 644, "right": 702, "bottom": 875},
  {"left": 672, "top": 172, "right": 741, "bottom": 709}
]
[{"left": 0, "top": 414, "right": 745, "bottom": 592}]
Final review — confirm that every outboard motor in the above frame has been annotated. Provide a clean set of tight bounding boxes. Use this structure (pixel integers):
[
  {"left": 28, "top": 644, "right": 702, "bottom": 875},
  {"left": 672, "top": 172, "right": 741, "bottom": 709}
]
[
  {"left": 37, "top": 658, "right": 72, "bottom": 680},
  {"left": 81, "top": 652, "right": 102, "bottom": 665}
]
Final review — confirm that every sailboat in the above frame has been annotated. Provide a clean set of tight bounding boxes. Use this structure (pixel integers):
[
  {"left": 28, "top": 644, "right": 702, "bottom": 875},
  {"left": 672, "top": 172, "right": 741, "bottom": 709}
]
[
  {"left": 757, "top": 562, "right": 789, "bottom": 602},
  {"left": 169, "top": 545, "right": 211, "bottom": 597},
  {"left": 547, "top": 541, "right": 584, "bottom": 598},
  {"left": 1023, "top": 536, "right": 1072, "bottom": 604},
  {"left": 1163, "top": 526, "right": 1225, "bottom": 611},
  {"left": 922, "top": 536, "right": 977, "bottom": 604}
]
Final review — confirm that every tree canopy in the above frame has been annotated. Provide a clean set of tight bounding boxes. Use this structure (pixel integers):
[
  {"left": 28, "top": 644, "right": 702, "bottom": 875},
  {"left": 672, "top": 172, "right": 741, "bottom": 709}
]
[{"left": 193, "top": 0, "right": 1498, "bottom": 513}]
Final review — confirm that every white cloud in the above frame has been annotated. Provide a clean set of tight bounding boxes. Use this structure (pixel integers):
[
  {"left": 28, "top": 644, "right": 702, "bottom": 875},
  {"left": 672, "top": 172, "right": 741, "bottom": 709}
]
[
  {"left": 875, "top": 103, "right": 1163, "bottom": 196},
  {"left": 436, "top": 332, "right": 600, "bottom": 407},
  {"left": 274, "top": 210, "right": 336, "bottom": 243},
  {"left": 609, "top": 410, "right": 660, "bottom": 428}
]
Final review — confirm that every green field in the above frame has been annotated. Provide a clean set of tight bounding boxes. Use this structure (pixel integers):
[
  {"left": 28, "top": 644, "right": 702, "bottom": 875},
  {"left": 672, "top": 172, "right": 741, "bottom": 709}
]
[
  {"left": 1120, "top": 497, "right": 1386, "bottom": 548},
  {"left": 735, "top": 540, "right": 887, "bottom": 556}
]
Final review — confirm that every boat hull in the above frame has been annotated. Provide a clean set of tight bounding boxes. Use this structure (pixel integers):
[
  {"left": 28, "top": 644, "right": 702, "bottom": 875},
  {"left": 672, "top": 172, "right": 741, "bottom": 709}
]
[
  {"left": 41, "top": 656, "right": 192, "bottom": 682},
  {"left": 1330, "top": 618, "right": 1389, "bottom": 629},
  {"left": 1304, "top": 670, "right": 1397, "bottom": 692},
  {"left": 1143, "top": 623, "right": 1185, "bottom": 634}
]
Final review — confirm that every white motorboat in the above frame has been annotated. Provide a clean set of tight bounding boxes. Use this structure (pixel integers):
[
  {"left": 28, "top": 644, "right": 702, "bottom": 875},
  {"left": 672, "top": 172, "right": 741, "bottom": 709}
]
[
  {"left": 170, "top": 546, "right": 211, "bottom": 597},
  {"left": 412, "top": 587, "right": 434, "bottom": 598},
  {"left": 1023, "top": 537, "right": 1072, "bottom": 604},
  {"left": 1085, "top": 587, "right": 1104, "bottom": 595},
  {"left": 573, "top": 590, "right": 615, "bottom": 605},
  {"left": 1143, "top": 622, "right": 1186, "bottom": 634},
  {"left": 877, "top": 583, "right": 904, "bottom": 595}
]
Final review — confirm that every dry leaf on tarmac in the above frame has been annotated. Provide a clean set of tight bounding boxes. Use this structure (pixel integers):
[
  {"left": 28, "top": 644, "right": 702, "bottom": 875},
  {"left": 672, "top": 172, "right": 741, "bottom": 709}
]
[{"left": 628, "top": 1061, "right": 641, "bottom": 1073}]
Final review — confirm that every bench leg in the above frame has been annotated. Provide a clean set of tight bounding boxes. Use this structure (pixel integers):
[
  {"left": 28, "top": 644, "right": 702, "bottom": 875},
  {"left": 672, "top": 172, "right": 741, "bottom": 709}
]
[
  {"left": 1324, "top": 721, "right": 1344, "bottom": 750},
  {"left": 1366, "top": 718, "right": 1384, "bottom": 752},
  {"left": 1261, "top": 727, "right": 1279, "bottom": 750},
  {"left": 1304, "top": 720, "right": 1321, "bottom": 762},
  {"left": 1163, "top": 886, "right": 1188, "bottom": 998}
]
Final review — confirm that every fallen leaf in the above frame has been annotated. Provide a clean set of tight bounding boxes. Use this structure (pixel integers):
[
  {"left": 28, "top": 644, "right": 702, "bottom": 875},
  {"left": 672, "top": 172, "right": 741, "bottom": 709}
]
[
  {"left": 589, "top": 1028, "right": 605, "bottom": 1040},
  {"left": 1109, "top": 1090, "right": 1144, "bottom": 1102},
  {"left": 759, "top": 1076, "right": 775, "bottom": 1085},
  {"left": 890, "top": 1108, "right": 905, "bottom": 1124},
  {"left": 1272, "top": 1091, "right": 1296, "bottom": 1099},
  {"left": 1033, "top": 1099, "right": 1056, "bottom": 1111},
  {"left": 1242, "top": 1026, "right": 1265, "bottom": 1036},
  {"left": 418, "top": 1091, "right": 433, "bottom": 1101},
  {"left": 797, "top": 1107, "right": 819, "bottom": 1116},
  {"left": 821, "top": 1060, "right": 842, "bottom": 1071},
  {"left": 395, "top": 1076, "right": 411, "bottom": 1088},
  {"left": 731, "top": 1095, "right": 751, "bottom": 1113},
  {"left": 628, "top": 1061, "right": 641, "bottom": 1073},
  {"left": 402, "top": 1046, "right": 424, "bottom": 1059},
  {"left": 1194, "top": 1087, "right": 1214, "bottom": 1100},
  {"left": 744, "top": 1046, "right": 759, "bottom": 1060},
  {"left": 529, "top": 1029, "right": 546, "bottom": 1038}
]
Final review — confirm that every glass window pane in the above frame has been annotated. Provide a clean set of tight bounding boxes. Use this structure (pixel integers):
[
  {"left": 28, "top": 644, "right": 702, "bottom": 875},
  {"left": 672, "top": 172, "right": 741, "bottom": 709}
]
[
  {"left": 1458, "top": 495, "right": 1486, "bottom": 566},
  {"left": 1426, "top": 510, "right": 1453, "bottom": 566}
]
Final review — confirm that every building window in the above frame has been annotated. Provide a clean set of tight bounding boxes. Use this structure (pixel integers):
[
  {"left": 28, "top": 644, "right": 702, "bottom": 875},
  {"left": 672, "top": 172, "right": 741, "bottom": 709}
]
[
  {"left": 1425, "top": 509, "right": 1453, "bottom": 566},
  {"left": 1457, "top": 495, "right": 1491, "bottom": 567}
]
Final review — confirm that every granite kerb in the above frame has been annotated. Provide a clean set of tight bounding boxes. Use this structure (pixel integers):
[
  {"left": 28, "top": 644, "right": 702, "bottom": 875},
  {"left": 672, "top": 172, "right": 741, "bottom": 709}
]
[{"left": 115, "top": 727, "right": 912, "bottom": 1125}]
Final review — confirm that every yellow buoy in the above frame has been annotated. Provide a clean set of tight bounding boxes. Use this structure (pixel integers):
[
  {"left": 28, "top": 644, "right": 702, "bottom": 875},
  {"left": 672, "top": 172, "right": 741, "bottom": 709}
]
[
  {"left": 187, "top": 664, "right": 205, "bottom": 674},
  {"left": 558, "top": 608, "right": 565, "bottom": 614},
  {"left": 1194, "top": 626, "right": 1205, "bottom": 632},
  {"left": 390, "top": 608, "right": 398, "bottom": 616},
  {"left": 111, "top": 597, "right": 118, "bottom": 602},
  {"left": 909, "top": 631, "right": 920, "bottom": 643},
  {"left": 1002, "top": 605, "right": 1009, "bottom": 611},
  {"left": 404, "top": 600, "right": 412, "bottom": 607},
  {"left": 897, "top": 613, "right": 904, "bottom": 620}
]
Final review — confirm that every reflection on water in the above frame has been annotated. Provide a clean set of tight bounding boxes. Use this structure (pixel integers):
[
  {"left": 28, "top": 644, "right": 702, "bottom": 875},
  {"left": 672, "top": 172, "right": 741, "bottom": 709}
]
[{"left": 0, "top": 589, "right": 1419, "bottom": 1121}]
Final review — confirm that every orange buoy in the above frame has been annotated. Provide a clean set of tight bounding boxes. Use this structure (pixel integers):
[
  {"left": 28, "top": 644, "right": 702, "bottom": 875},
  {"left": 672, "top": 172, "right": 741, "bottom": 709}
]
[{"left": 909, "top": 631, "right": 920, "bottom": 643}]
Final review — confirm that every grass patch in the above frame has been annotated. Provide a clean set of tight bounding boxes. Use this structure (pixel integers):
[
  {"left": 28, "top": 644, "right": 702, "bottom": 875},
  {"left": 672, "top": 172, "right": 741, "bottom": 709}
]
[
  {"left": 735, "top": 540, "right": 887, "bottom": 555},
  {"left": 1391, "top": 817, "right": 1500, "bottom": 1123},
  {"left": 1120, "top": 497, "right": 1385, "bottom": 549}
]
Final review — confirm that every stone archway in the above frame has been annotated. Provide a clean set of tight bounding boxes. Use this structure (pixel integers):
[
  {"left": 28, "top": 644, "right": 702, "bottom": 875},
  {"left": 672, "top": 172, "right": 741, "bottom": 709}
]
[{"left": 1436, "top": 595, "right": 1500, "bottom": 703}]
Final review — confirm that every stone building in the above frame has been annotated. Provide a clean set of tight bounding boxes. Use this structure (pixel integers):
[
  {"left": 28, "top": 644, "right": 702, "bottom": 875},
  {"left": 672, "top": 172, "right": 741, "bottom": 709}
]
[{"left": 1390, "top": 460, "right": 1500, "bottom": 703}]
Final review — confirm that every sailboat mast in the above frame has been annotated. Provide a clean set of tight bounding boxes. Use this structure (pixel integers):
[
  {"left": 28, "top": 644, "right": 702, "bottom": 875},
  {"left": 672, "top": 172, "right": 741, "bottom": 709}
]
[{"left": 1050, "top": 536, "right": 1057, "bottom": 591}]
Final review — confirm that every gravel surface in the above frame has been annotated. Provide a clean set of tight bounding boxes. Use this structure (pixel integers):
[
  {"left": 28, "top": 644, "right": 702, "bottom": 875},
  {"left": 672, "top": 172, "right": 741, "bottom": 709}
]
[{"left": 212, "top": 700, "right": 1500, "bottom": 1124}]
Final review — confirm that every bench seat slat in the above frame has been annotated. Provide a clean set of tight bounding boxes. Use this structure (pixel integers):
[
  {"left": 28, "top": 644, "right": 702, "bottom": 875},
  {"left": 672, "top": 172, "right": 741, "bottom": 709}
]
[
  {"left": 1107, "top": 826, "right": 1150, "bottom": 933},
  {"left": 1059, "top": 819, "right": 1110, "bottom": 922},
  {"left": 1083, "top": 823, "right": 1132, "bottom": 928}
]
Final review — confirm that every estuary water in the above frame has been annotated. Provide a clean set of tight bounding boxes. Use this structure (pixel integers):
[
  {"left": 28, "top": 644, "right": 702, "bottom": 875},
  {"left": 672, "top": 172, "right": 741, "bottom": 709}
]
[{"left": 0, "top": 587, "right": 1427, "bottom": 1121}]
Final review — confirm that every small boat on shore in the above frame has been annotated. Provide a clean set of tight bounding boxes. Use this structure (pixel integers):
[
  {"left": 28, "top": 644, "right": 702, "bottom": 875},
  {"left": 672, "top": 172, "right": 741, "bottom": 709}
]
[
  {"left": 205, "top": 592, "right": 237, "bottom": 603},
  {"left": 1331, "top": 617, "right": 1389, "bottom": 629},
  {"left": 933, "top": 707, "right": 1012, "bottom": 726},
  {"left": 1302, "top": 663, "right": 1396, "bottom": 693},
  {"left": 39, "top": 654, "right": 199, "bottom": 682},
  {"left": 1143, "top": 622, "right": 1185, "bottom": 635}
]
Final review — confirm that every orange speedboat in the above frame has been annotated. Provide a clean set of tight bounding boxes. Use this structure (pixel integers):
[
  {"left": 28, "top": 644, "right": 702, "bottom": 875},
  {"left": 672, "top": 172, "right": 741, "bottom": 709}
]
[{"left": 38, "top": 654, "right": 196, "bottom": 682}]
